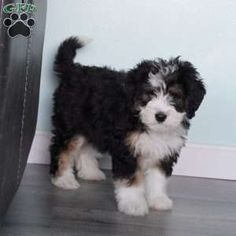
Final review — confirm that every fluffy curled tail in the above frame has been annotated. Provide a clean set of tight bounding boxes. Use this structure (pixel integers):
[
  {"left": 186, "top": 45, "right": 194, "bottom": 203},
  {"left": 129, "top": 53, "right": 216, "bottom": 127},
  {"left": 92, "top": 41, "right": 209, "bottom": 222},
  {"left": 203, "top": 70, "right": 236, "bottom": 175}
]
[{"left": 54, "top": 37, "right": 85, "bottom": 79}]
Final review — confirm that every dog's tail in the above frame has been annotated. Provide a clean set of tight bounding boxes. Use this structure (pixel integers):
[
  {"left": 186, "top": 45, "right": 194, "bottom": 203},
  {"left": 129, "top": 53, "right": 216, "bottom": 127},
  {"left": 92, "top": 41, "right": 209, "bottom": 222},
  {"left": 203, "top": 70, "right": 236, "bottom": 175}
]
[{"left": 54, "top": 36, "right": 89, "bottom": 79}]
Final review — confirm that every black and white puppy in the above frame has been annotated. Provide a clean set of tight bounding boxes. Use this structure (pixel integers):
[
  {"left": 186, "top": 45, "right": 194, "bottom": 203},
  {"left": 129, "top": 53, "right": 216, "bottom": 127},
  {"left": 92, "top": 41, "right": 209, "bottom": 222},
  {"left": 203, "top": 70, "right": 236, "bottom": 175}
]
[{"left": 50, "top": 37, "right": 206, "bottom": 216}]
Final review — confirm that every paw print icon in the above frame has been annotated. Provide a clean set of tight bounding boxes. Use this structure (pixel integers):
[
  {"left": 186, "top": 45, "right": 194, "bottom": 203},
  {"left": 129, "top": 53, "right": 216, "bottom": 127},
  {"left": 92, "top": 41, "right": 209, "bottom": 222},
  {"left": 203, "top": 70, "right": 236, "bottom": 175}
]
[{"left": 3, "top": 13, "right": 35, "bottom": 38}]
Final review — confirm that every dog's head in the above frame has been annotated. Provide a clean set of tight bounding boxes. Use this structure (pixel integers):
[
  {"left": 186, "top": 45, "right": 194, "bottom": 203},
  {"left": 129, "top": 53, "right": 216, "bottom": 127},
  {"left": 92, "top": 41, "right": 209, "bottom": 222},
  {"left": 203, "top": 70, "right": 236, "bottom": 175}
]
[{"left": 127, "top": 57, "right": 206, "bottom": 132}]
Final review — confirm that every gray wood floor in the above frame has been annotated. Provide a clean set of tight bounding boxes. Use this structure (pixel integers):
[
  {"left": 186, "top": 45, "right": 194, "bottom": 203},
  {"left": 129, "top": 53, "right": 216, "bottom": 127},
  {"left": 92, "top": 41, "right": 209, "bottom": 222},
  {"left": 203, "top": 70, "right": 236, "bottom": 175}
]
[{"left": 1, "top": 164, "right": 236, "bottom": 236}]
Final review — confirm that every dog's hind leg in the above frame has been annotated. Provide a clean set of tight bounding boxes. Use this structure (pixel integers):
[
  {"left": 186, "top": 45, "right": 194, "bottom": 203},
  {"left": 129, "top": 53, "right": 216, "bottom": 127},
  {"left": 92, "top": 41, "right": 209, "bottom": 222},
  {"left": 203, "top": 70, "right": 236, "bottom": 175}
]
[
  {"left": 50, "top": 136, "right": 83, "bottom": 190},
  {"left": 75, "top": 141, "right": 106, "bottom": 181}
]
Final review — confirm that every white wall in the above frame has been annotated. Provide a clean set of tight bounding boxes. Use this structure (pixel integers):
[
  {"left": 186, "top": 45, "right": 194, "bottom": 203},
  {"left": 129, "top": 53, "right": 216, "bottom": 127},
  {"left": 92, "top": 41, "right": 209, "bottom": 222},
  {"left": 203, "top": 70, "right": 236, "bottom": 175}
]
[{"left": 38, "top": 0, "right": 236, "bottom": 147}]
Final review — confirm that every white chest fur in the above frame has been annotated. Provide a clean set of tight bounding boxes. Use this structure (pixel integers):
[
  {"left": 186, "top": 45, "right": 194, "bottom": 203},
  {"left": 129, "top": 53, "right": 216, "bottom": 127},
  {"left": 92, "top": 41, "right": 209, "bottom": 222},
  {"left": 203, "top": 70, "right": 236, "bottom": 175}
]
[{"left": 131, "top": 129, "right": 186, "bottom": 170}]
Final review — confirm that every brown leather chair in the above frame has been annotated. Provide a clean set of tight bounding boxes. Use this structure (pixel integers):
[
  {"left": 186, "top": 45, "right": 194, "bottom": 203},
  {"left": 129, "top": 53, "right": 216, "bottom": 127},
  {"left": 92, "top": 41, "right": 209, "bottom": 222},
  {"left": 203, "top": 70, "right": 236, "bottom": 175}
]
[{"left": 0, "top": 0, "right": 47, "bottom": 223}]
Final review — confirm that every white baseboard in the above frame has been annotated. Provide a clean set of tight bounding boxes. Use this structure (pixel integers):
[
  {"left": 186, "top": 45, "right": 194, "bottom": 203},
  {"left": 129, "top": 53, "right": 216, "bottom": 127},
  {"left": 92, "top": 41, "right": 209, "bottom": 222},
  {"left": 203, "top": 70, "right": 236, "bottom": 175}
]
[
  {"left": 28, "top": 131, "right": 236, "bottom": 180},
  {"left": 28, "top": 131, "right": 51, "bottom": 165}
]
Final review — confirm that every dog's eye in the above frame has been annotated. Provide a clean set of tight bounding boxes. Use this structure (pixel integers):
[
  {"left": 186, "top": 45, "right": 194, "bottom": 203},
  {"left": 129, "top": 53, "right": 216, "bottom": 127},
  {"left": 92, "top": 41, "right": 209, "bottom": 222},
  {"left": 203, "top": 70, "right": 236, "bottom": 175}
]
[
  {"left": 170, "top": 92, "right": 181, "bottom": 99},
  {"left": 141, "top": 94, "right": 151, "bottom": 105},
  {"left": 140, "top": 91, "right": 155, "bottom": 106},
  {"left": 145, "top": 89, "right": 156, "bottom": 97},
  {"left": 169, "top": 89, "right": 183, "bottom": 99},
  {"left": 155, "top": 87, "right": 161, "bottom": 93}
]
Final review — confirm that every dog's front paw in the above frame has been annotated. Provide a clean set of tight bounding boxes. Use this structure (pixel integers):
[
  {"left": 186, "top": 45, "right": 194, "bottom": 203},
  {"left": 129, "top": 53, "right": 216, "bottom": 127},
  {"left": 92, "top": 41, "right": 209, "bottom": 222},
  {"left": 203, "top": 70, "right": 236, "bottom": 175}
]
[
  {"left": 117, "top": 193, "right": 148, "bottom": 216},
  {"left": 115, "top": 181, "right": 149, "bottom": 216},
  {"left": 148, "top": 196, "right": 173, "bottom": 211}
]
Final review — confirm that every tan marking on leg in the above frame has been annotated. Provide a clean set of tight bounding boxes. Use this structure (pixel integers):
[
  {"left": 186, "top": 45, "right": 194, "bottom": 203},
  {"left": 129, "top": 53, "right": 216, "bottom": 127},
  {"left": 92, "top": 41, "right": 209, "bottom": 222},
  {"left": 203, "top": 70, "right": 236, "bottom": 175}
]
[
  {"left": 128, "top": 169, "right": 144, "bottom": 186},
  {"left": 126, "top": 131, "right": 148, "bottom": 181},
  {"left": 126, "top": 131, "right": 141, "bottom": 153},
  {"left": 56, "top": 136, "right": 85, "bottom": 177},
  {"left": 126, "top": 131, "right": 144, "bottom": 169},
  {"left": 57, "top": 152, "right": 70, "bottom": 176},
  {"left": 114, "top": 169, "right": 144, "bottom": 187}
]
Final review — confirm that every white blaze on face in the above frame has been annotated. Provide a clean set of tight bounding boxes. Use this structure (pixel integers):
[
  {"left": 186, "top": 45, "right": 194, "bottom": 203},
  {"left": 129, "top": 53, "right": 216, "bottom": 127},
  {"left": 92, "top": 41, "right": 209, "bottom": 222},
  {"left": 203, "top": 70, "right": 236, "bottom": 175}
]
[
  {"left": 139, "top": 72, "right": 186, "bottom": 132},
  {"left": 140, "top": 93, "right": 185, "bottom": 132},
  {"left": 148, "top": 72, "right": 165, "bottom": 88}
]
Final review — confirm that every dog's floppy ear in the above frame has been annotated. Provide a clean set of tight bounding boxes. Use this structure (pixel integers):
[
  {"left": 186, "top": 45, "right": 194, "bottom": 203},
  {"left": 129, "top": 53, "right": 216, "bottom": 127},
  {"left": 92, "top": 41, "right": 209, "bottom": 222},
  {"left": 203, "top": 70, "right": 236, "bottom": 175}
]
[{"left": 179, "top": 61, "right": 206, "bottom": 119}]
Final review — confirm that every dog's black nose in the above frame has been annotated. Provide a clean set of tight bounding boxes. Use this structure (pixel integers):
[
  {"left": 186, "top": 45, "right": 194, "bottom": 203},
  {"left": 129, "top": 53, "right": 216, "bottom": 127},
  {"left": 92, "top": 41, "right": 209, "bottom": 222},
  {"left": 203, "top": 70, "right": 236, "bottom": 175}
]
[{"left": 155, "top": 112, "right": 167, "bottom": 123}]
